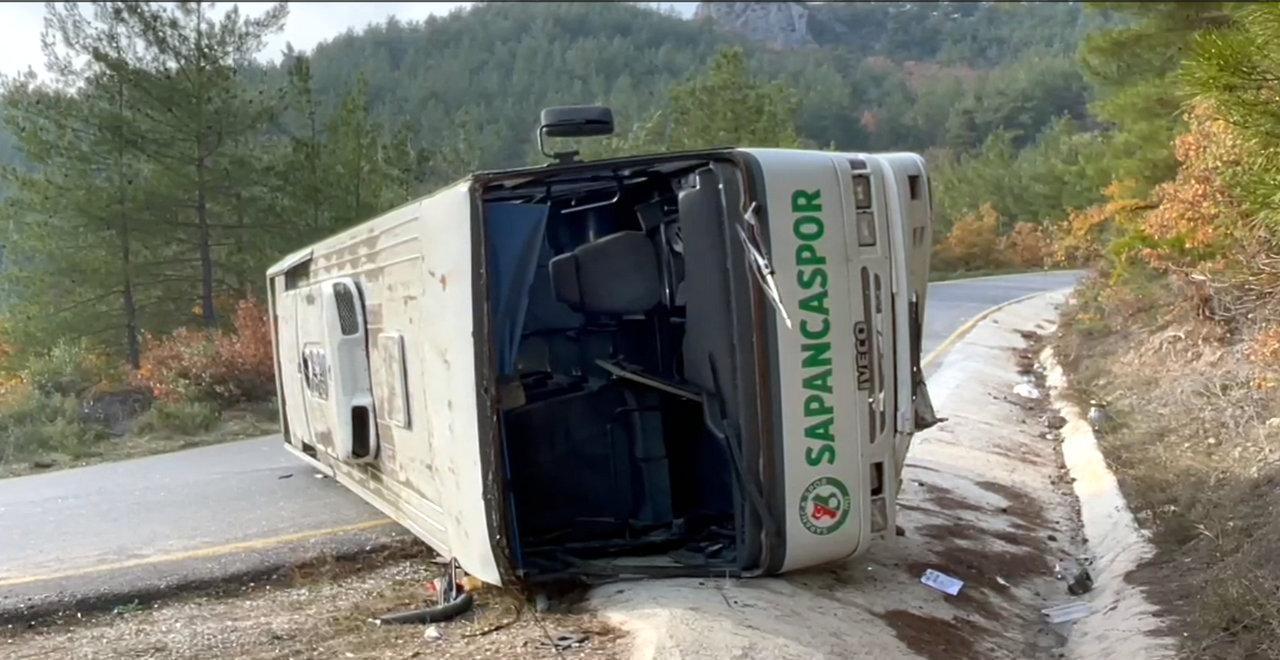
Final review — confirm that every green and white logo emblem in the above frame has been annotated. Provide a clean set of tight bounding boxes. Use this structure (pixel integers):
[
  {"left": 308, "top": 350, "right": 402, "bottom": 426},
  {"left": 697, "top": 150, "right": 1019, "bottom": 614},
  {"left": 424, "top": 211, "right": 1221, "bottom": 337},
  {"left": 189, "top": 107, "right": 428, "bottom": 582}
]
[{"left": 799, "top": 476, "right": 851, "bottom": 535}]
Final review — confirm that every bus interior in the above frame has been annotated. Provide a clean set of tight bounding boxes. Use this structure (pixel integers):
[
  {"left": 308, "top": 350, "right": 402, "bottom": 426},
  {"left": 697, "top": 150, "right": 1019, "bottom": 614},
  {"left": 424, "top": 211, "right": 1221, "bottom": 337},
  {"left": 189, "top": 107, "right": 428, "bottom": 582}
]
[{"left": 479, "top": 156, "right": 768, "bottom": 579}]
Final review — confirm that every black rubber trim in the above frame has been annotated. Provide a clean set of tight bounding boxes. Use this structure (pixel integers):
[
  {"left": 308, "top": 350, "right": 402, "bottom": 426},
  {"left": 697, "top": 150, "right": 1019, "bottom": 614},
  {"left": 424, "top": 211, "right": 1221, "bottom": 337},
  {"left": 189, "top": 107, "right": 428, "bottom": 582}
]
[
  {"left": 375, "top": 591, "right": 475, "bottom": 625},
  {"left": 471, "top": 185, "right": 518, "bottom": 584}
]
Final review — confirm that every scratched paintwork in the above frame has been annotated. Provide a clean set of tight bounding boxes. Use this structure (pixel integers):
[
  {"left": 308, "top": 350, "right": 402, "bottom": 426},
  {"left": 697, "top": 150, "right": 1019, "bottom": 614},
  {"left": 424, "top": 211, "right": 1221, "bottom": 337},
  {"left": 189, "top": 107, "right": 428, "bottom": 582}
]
[{"left": 268, "top": 182, "right": 504, "bottom": 584}]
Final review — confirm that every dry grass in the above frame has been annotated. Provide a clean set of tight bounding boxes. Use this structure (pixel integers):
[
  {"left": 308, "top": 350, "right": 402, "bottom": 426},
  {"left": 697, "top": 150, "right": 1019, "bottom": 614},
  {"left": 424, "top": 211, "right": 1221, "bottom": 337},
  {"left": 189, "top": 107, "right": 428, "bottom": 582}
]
[{"left": 1056, "top": 271, "right": 1280, "bottom": 659}]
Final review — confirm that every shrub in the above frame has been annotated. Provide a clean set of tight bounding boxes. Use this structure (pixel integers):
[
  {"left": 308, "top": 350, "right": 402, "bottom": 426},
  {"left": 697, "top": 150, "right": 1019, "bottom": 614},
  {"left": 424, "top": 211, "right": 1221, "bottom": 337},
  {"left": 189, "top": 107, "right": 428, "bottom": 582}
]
[
  {"left": 20, "top": 339, "right": 120, "bottom": 397},
  {"left": 998, "top": 222, "right": 1051, "bottom": 269},
  {"left": 1136, "top": 105, "right": 1248, "bottom": 273},
  {"left": 0, "top": 382, "right": 104, "bottom": 464},
  {"left": 135, "top": 297, "right": 276, "bottom": 404},
  {"left": 1049, "top": 180, "right": 1154, "bottom": 268},
  {"left": 135, "top": 327, "right": 220, "bottom": 402},
  {"left": 1247, "top": 325, "right": 1280, "bottom": 368},
  {"left": 933, "top": 203, "right": 1006, "bottom": 272},
  {"left": 215, "top": 298, "right": 277, "bottom": 402},
  {"left": 1096, "top": 105, "right": 1280, "bottom": 325},
  {"left": 133, "top": 400, "right": 221, "bottom": 436}
]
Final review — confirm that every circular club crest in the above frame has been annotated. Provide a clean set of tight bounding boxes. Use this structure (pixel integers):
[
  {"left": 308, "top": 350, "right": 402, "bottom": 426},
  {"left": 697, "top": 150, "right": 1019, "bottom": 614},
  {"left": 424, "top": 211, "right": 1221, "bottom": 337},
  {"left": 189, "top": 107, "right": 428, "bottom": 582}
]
[{"left": 799, "top": 476, "right": 851, "bottom": 535}]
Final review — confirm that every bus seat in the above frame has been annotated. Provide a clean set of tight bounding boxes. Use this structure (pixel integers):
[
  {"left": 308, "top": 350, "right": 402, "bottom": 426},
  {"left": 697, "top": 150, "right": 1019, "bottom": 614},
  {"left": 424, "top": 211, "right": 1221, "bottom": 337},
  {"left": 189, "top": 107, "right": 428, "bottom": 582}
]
[{"left": 549, "top": 231, "right": 661, "bottom": 315}]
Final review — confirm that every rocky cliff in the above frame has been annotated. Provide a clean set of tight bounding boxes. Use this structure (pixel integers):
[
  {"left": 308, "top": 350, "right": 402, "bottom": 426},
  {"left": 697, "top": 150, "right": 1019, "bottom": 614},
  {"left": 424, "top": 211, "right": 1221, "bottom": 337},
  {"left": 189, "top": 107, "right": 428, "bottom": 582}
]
[{"left": 693, "top": 2, "right": 815, "bottom": 50}]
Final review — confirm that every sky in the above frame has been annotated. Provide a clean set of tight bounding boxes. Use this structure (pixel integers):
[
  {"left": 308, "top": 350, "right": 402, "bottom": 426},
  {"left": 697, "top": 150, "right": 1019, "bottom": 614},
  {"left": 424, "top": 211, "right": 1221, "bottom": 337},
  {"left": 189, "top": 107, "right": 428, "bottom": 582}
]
[{"left": 0, "top": 2, "right": 699, "bottom": 79}]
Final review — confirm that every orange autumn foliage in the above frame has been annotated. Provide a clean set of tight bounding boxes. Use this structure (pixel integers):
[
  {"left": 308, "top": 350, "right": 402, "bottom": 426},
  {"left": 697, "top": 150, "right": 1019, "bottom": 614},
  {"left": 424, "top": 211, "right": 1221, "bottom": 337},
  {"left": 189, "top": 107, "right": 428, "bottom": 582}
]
[
  {"left": 135, "top": 298, "right": 276, "bottom": 403},
  {"left": 933, "top": 203, "right": 1004, "bottom": 271},
  {"left": 934, "top": 205, "right": 1052, "bottom": 271},
  {"left": 1106, "top": 104, "right": 1280, "bottom": 324},
  {"left": 999, "top": 222, "right": 1051, "bottom": 269},
  {"left": 1050, "top": 180, "right": 1153, "bottom": 267},
  {"left": 1248, "top": 325, "right": 1280, "bottom": 367},
  {"left": 1137, "top": 104, "right": 1249, "bottom": 271}
]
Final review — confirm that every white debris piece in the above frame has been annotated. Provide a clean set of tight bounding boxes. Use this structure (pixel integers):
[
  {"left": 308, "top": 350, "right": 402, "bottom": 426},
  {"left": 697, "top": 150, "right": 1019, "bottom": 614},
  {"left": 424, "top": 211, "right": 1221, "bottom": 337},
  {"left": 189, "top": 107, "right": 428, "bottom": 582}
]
[
  {"left": 920, "top": 569, "right": 964, "bottom": 596},
  {"left": 1042, "top": 601, "right": 1093, "bottom": 624},
  {"left": 1014, "top": 382, "right": 1042, "bottom": 400}
]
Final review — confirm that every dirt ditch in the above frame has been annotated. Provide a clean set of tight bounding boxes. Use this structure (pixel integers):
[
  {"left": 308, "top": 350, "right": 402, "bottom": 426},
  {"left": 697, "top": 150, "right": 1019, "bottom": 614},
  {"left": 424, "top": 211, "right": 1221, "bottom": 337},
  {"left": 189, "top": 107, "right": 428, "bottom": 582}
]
[{"left": 1055, "top": 279, "right": 1280, "bottom": 658}]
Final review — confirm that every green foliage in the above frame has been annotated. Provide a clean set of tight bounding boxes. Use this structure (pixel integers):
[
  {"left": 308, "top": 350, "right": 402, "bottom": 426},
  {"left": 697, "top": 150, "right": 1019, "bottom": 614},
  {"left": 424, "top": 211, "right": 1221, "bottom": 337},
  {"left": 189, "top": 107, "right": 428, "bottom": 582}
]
[
  {"left": 20, "top": 339, "right": 117, "bottom": 397},
  {"left": 1, "top": 1, "right": 293, "bottom": 364},
  {"left": 270, "top": 54, "right": 424, "bottom": 242},
  {"left": 133, "top": 399, "right": 220, "bottom": 436},
  {"left": 943, "top": 54, "right": 1089, "bottom": 151},
  {"left": 0, "top": 387, "right": 104, "bottom": 464},
  {"left": 1183, "top": 4, "right": 1280, "bottom": 232},
  {"left": 660, "top": 48, "right": 804, "bottom": 150},
  {"left": 806, "top": 2, "right": 1095, "bottom": 67},
  {"left": 588, "top": 48, "right": 803, "bottom": 157},
  {"left": 0, "top": 19, "right": 154, "bottom": 364},
  {"left": 302, "top": 3, "right": 728, "bottom": 171},
  {"left": 1078, "top": 2, "right": 1234, "bottom": 192},
  {"left": 933, "top": 119, "right": 1110, "bottom": 233},
  {"left": 0, "top": 1, "right": 1106, "bottom": 366},
  {"left": 107, "top": 1, "right": 289, "bottom": 325},
  {"left": 298, "top": 2, "right": 1094, "bottom": 166}
]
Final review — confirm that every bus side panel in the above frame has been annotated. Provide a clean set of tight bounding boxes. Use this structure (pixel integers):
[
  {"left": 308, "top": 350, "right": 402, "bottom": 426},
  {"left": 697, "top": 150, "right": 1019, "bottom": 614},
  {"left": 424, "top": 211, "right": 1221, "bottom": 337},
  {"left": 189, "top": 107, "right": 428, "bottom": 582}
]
[
  {"left": 751, "top": 149, "right": 870, "bottom": 572},
  {"left": 867, "top": 154, "right": 932, "bottom": 475}
]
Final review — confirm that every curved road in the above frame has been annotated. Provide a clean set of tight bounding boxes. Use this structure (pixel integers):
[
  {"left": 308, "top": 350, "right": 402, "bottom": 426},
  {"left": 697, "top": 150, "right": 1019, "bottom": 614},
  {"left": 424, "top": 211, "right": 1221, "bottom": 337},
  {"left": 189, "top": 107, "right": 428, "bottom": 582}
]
[{"left": 0, "top": 270, "right": 1081, "bottom": 616}]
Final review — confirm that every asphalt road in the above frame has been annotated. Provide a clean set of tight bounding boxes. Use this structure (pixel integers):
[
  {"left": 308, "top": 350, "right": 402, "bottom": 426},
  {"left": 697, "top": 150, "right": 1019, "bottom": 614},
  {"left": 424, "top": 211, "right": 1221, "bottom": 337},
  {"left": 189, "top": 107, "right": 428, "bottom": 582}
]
[{"left": 0, "top": 270, "right": 1082, "bottom": 618}]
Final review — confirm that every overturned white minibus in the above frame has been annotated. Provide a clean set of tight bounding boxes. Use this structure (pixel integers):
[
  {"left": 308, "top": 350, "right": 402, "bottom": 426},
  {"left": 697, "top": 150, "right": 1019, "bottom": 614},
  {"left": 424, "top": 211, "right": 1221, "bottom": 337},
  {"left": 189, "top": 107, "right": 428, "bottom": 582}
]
[{"left": 266, "top": 107, "right": 937, "bottom": 586}]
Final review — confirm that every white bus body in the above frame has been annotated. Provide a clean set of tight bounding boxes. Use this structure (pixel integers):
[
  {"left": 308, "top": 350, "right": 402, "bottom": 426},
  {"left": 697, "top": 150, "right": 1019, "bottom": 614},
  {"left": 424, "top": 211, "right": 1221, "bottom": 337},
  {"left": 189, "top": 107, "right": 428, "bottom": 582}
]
[{"left": 267, "top": 148, "right": 935, "bottom": 585}]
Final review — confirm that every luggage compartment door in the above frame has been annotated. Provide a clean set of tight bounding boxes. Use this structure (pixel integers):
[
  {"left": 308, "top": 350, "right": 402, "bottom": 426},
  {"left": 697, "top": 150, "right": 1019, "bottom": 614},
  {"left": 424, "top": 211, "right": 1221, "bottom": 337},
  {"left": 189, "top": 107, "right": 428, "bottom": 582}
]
[{"left": 275, "top": 287, "right": 315, "bottom": 451}]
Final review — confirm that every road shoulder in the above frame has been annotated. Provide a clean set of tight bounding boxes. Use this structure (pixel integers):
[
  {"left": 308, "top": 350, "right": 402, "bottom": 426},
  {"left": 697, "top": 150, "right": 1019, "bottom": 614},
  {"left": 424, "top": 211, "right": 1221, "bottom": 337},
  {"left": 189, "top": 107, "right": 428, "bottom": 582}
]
[{"left": 0, "top": 522, "right": 406, "bottom": 626}]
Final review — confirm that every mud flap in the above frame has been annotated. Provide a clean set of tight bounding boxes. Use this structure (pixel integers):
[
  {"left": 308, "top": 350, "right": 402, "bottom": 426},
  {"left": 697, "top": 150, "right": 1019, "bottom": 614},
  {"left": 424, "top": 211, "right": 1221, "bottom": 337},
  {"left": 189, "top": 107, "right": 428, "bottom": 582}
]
[
  {"left": 909, "top": 294, "right": 939, "bottom": 431},
  {"left": 913, "top": 373, "right": 939, "bottom": 431}
]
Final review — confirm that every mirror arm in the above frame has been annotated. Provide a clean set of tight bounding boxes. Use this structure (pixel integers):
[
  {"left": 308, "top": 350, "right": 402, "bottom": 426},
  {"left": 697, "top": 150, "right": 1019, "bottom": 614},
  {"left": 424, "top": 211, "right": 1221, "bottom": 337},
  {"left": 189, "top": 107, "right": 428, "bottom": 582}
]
[{"left": 538, "top": 125, "right": 581, "bottom": 165}]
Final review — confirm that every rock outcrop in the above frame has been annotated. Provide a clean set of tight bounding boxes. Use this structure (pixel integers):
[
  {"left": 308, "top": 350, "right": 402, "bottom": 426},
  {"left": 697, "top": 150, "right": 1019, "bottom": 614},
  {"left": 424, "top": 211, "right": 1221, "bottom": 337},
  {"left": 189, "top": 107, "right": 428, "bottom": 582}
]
[{"left": 693, "top": 2, "right": 815, "bottom": 50}]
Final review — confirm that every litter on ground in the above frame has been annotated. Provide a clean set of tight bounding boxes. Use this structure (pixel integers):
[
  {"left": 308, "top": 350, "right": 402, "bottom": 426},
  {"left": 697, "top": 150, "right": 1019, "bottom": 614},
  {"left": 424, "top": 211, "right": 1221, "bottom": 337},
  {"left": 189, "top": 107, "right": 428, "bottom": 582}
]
[
  {"left": 920, "top": 569, "right": 965, "bottom": 596},
  {"left": 1042, "top": 601, "right": 1093, "bottom": 624}
]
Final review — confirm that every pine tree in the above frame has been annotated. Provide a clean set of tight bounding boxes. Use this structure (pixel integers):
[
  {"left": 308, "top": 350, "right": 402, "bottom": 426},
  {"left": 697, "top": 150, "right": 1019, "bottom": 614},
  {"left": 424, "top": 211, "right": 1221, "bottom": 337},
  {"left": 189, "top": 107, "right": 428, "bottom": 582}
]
[
  {"left": 109, "top": 0, "right": 287, "bottom": 326},
  {"left": 659, "top": 47, "right": 805, "bottom": 151},
  {"left": 1, "top": 3, "right": 153, "bottom": 365},
  {"left": 586, "top": 47, "right": 806, "bottom": 159},
  {"left": 1079, "top": 2, "right": 1233, "bottom": 191},
  {"left": 1183, "top": 4, "right": 1280, "bottom": 232},
  {"left": 326, "top": 75, "right": 386, "bottom": 226},
  {"left": 281, "top": 50, "right": 328, "bottom": 232}
]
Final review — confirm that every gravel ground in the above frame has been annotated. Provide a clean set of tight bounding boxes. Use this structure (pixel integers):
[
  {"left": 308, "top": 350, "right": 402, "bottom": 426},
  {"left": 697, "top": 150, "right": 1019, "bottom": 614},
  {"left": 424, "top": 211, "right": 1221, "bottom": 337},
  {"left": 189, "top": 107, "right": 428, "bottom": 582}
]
[{"left": 1, "top": 544, "right": 626, "bottom": 660}]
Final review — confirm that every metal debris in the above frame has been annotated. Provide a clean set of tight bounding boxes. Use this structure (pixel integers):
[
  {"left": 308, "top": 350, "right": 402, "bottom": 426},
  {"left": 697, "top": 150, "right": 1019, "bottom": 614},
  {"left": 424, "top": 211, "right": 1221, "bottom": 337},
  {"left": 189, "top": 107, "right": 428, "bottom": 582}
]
[
  {"left": 551, "top": 631, "right": 588, "bottom": 650},
  {"left": 1042, "top": 601, "right": 1093, "bottom": 624}
]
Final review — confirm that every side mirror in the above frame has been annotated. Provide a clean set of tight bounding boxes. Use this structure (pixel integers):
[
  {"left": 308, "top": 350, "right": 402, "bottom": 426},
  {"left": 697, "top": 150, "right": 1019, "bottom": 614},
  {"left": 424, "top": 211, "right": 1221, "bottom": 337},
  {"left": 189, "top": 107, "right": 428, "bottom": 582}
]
[{"left": 538, "top": 105, "right": 614, "bottom": 163}]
